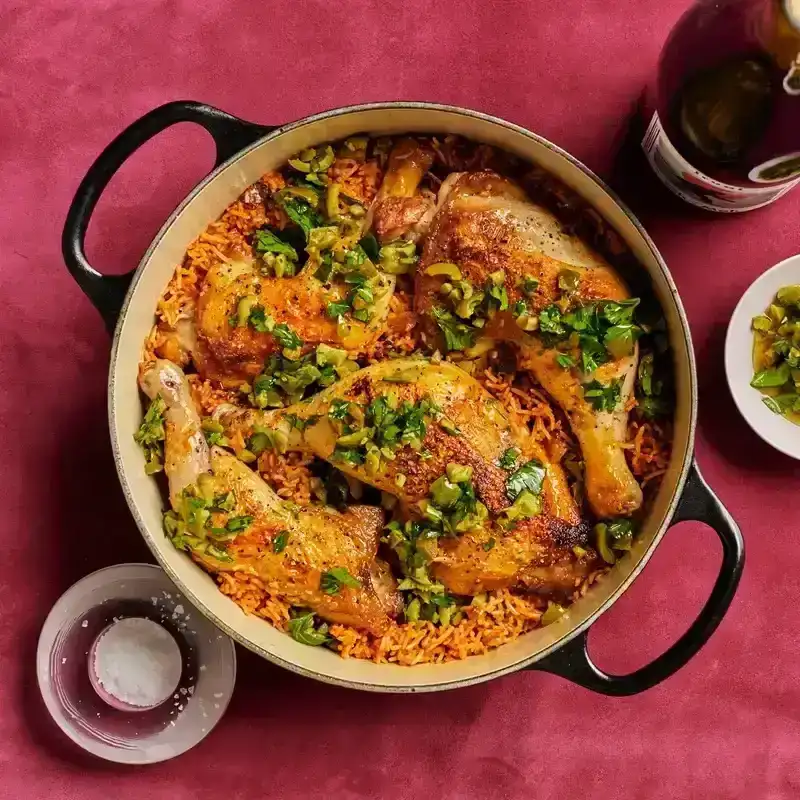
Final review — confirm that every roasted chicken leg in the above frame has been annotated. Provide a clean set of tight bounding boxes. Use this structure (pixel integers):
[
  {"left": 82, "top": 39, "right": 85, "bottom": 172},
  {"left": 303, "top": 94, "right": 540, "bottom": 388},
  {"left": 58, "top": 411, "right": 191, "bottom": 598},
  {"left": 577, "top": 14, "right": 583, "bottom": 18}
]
[
  {"left": 218, "top": 357, "right": 596, "bottom": 596},
  {"left": 416, "top": 171, "right": 643, "bottom": 518},
  {"left": 140, "top": 359, "right": 400, "bottom": 633}
]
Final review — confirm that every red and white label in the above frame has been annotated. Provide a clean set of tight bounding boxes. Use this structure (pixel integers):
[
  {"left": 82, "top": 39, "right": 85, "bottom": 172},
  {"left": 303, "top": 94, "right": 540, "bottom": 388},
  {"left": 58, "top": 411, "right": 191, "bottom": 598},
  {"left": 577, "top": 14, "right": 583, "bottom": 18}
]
[{"left": 641, "top": 112, "right": 799, "bottom": 212}]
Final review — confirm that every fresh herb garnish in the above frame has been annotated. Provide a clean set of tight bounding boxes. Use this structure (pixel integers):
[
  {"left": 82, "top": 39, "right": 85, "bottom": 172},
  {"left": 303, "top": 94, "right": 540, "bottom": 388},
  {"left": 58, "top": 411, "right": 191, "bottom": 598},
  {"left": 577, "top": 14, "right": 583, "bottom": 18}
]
[
  {"left": 583, "top": 379, "right": 622, "bottom": 412},
  {"left": 498, "top": 447, "right": 519, "bottom": 470},
  {"left": 225, "top": 515, "right": 253, "bottom": 533},
  {"left": 320, "top": 567, "right": 361, "bottom": 595},
  {"left": 134, "top": 395, "right": 166, "bottom": 475},
  {"left": 539, "top": 304, "right": 567, "bottom": 336},
  {"left": 272, "top": 323, "right": 303, "bottom": 351},
  {"left": 248, "top": 304, "right": 274, "bottom": 333},
  {"left": 432, "top": 307, "right": 475, "bottom": 351},
  {"left": 505, "top": 459, "right": 546, "bottom": 502},
  {"left": 382, "top": 519, "right": 458, "bottom": 626},
  {"left": 328, "top": 394, "right": 440, "bottom": 472},
  {"left": 328, "top": 398, "right": 352, "bottom": 420},
  {"left": 288, "top": 611, "right": 332, "bottom": 646},
  {"left": 326, "top": 300, "right": 351, "bottom": 319},
  {"left": 278, "top": 196, "right": 323, "bottom": 240},
  {"left": 273, "top": 530, "right": 289, "bottom": 553},
  {"left": 556, "top": 353, "right": 576, "bottom": 369},
  {"left": 253, "top": 228, "right": 298, "bottom": 259},
  {"left": 332, "top": 447, "right": 366, "bottom": 465},
  {"left": 539, "top": 298, "right": 643, "bottom": 374}
]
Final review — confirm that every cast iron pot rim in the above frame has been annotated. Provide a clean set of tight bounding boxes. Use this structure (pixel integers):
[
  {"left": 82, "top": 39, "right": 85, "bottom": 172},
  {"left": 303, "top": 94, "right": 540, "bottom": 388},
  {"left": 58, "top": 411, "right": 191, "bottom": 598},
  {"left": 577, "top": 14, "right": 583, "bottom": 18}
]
[{"left": 108, "top": 101, "right": 697, "bottom": 692}]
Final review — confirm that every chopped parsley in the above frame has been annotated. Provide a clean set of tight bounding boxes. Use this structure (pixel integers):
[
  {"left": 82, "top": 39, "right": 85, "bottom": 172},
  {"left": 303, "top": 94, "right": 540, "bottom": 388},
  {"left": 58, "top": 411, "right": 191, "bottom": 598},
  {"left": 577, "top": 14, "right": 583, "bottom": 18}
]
[
  {"left": 320, "top": 567, "right": 361, "bottom": 595},
  {"left": 288, "top": 611, "right": 332, "bottom": 646},
  {"left": 538, "top": 299, "right": 643, "bottom": 374},
  {"left": 278, "top": 196, "right": 323, "bottom": 240},
  {"left": 505, "top": 459, "right": 546, "bottom": 502},
  {"left": 432, "top": 307, "right": 475, "bottom": 351},
  {"left": 248, "top": 305, "right": 273, "bottom": 333},
  {"left": 583, "top": 379, "right": 622, "bottom": 412},
  {"left": 225, "top": 515, "right": 253, "bottom": 533},
  {"left": 134, "top": 395, "right": 166, "bottom": 475},
  {"left": 382, "top": 519, "right": 459, "bottom": 626},
  {"left": 498, "top": 447, "right": 519, "bottom": 470},
  {"left": 329, "top": 394, "right": 440, "bottom": 472},
  {"left": 253, "top": 228, "right": 298, "bottom": 260},
  {"left": 272, "top": 323, "right": 302, "bottom": 351},
  {"left": 326, "top": 300, "right": 350, "bottom": 319},
  {"left": 556, "top": 353, "right": 576, "bottom": 369},
  {"left": 273, "top": 530, "right": 289, "bottom": 553},
  {"left": 248, "top": 345, "right": 355, "bottom": 410}
]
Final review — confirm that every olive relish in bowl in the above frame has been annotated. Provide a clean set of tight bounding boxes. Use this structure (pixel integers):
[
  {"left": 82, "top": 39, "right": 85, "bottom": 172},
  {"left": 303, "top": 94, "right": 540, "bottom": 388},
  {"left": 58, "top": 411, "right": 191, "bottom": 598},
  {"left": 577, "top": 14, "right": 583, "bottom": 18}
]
[{"left": 751, "top": 285, "right": 800, "bottom": 425}]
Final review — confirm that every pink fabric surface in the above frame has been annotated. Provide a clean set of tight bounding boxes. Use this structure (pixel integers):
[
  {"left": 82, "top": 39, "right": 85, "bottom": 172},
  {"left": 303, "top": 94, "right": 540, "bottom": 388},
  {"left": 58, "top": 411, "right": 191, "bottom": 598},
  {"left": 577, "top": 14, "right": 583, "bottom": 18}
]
[{"left": 2, "top": 0, "right": 800, "bottom": 797}]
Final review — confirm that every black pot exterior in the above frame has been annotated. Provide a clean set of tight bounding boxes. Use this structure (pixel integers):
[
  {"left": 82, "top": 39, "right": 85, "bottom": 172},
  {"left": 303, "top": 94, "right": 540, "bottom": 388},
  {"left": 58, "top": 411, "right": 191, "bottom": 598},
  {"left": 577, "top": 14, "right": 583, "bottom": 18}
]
[{"left": 62, "top": 100, "right": 744, "bottom": 695}]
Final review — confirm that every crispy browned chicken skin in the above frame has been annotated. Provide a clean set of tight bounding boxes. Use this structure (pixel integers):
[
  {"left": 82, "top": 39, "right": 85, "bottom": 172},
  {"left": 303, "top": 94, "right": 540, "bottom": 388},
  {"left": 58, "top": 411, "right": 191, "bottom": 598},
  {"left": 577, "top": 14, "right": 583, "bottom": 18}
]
[
  {"left": 221, "top": 358, "right": 596, "bottom": 598},
  {"left": 143, "top": 359, "right": 400, "bottom": 634},
  {"left": 416, "top": 171, "right": 643, "bottom": 518}
]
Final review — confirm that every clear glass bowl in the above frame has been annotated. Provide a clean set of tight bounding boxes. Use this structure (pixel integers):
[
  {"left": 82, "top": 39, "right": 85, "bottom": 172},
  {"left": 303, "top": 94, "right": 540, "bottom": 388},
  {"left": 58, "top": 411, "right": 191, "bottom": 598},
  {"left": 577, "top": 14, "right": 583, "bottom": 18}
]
[{"left": 37, "top": 563, "right": 236, "bottom": 764}]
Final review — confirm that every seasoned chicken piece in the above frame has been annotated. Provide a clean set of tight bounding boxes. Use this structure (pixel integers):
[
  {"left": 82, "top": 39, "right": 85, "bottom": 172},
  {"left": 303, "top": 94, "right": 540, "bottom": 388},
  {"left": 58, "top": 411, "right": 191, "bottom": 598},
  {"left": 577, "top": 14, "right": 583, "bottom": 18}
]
[
  {"left": 140, "top": 358, "right": 209, "bottom": 508},
  {"left": 219, "top": 357, "right": 581, "bottom": 525},
  {"left": 519, "top": 346, "right": 642, "bottom": 518},
  {"left": 153, "top": 317, "right": 196, "bottom": 368},
  {"left": 371, "top": 139, "right": 436, "bottom": 244},
  {"left": 195, "top": 256, "right": 394, "bottom": 385},
  {"left": 416, "top": 171, "right": 642, "bottom": 518},
  {"left": 218, "top": 358, "right": 597, "bottom": 597},
  {"left": 205, "top": 448, "right": 400, "bottom": 634},
  {"left": 423, "top": 519, "right": 596, "bottom": 598},
  {"left": 416, "top": 171, "right": 628, "bottom": 324},
  {"left": 143, "top": 358, "right": 400, "bottom": 633}
]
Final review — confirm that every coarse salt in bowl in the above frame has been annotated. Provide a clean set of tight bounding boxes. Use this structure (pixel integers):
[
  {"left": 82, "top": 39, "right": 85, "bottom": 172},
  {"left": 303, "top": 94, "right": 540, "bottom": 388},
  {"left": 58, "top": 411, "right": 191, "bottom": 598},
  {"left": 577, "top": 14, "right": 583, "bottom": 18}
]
[
  {"left": 36, "top": 563, "right": 236, "bottom": 764},
  {"left": 89, "top": 617, "right": 183, "bottom": 711}
]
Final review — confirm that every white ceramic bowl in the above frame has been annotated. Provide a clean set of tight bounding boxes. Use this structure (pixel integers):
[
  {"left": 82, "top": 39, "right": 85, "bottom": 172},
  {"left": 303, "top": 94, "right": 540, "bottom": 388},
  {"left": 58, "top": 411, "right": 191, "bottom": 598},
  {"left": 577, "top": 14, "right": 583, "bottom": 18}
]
[{"left": 725, "top": 253, "right": 800, "bottom": 460}]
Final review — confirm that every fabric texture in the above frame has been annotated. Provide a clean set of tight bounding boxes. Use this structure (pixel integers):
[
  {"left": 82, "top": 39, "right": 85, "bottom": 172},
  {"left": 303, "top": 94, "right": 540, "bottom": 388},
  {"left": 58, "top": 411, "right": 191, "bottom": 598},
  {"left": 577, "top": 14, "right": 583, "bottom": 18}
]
[{"left": 2, "top": 0, "right": 799, "bottom": 797}]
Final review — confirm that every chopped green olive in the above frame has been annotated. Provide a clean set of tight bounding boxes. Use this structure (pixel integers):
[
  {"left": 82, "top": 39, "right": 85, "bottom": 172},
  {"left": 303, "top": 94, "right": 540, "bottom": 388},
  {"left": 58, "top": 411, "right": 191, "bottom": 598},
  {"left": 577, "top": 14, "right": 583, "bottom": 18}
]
[
  {"left": 594, "top": 523, "right": 616, "bottom": 565},
  {"left": 430, "top": 475, "right": 462, "bottom": 509},
  {"left": 235, "top": 294, "right": 259, "bottom": 328},
  {"left": 752, "top": 315, "right": 773, "bottom": 332},
  {"left": 446, "top": 463, "right": 473, "bottom": 484},
  {"left": 315, "top": 343, "right": 348, "bottom": 366},
  {"left": 379, "top": 240, "right": 417, "bottom": 274},
  {"left": 307, "top": 226, "right": 339, "bottom": 250},
  {"left": 425, "top": 262, "right": 463, "bottom": 280},
  {"left": 541, "top": 601, "right": 566, "bottom": 626},
  {"left": 501, "top": 489, "right": 541, "bottom": 525},
  {"left": 558, "top": 268, "right": 581, "bottom": 292},
  {"left": 776, "top": 285, "right": 800, "bottom": 307}
]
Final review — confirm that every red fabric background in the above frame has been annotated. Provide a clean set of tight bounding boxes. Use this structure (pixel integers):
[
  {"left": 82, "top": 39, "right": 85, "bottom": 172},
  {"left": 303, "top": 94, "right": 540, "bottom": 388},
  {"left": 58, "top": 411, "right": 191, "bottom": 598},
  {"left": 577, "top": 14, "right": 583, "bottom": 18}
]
[{"left": 2, "top": 1, "right": 800, "bottom": 797}]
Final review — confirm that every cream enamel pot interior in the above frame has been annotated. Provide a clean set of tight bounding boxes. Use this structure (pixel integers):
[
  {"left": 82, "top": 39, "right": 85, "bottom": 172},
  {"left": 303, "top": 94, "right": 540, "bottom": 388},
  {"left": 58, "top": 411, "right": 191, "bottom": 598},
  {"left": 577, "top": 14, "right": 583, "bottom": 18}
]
[{"left": 63, "top": 101, "right": 744, "bottom": 694}]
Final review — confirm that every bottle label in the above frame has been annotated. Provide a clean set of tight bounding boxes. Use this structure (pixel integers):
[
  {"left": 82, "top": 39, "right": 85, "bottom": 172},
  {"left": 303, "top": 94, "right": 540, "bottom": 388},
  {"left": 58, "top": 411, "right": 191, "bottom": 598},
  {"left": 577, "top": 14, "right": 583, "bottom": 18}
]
[{"left": 641, "top": 112, "right": 799, "bottom": 212}]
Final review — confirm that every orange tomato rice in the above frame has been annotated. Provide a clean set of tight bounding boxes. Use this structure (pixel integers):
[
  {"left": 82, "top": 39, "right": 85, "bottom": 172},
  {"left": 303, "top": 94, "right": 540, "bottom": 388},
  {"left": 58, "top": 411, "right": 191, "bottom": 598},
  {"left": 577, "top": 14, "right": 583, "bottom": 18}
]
[{"left": 144, "top": 166, "right": 672, "bottom": 666}]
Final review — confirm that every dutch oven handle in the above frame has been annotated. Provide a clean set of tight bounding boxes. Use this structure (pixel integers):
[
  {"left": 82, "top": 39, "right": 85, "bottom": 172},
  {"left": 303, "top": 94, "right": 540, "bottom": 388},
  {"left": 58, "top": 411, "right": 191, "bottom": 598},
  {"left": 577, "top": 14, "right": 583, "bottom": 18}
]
[
  {"left": 62, "top": 101, "right": 272, "bottom": 332},
  {"left": 529, "top": 460, "right": 744, "bottom": 695}
]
